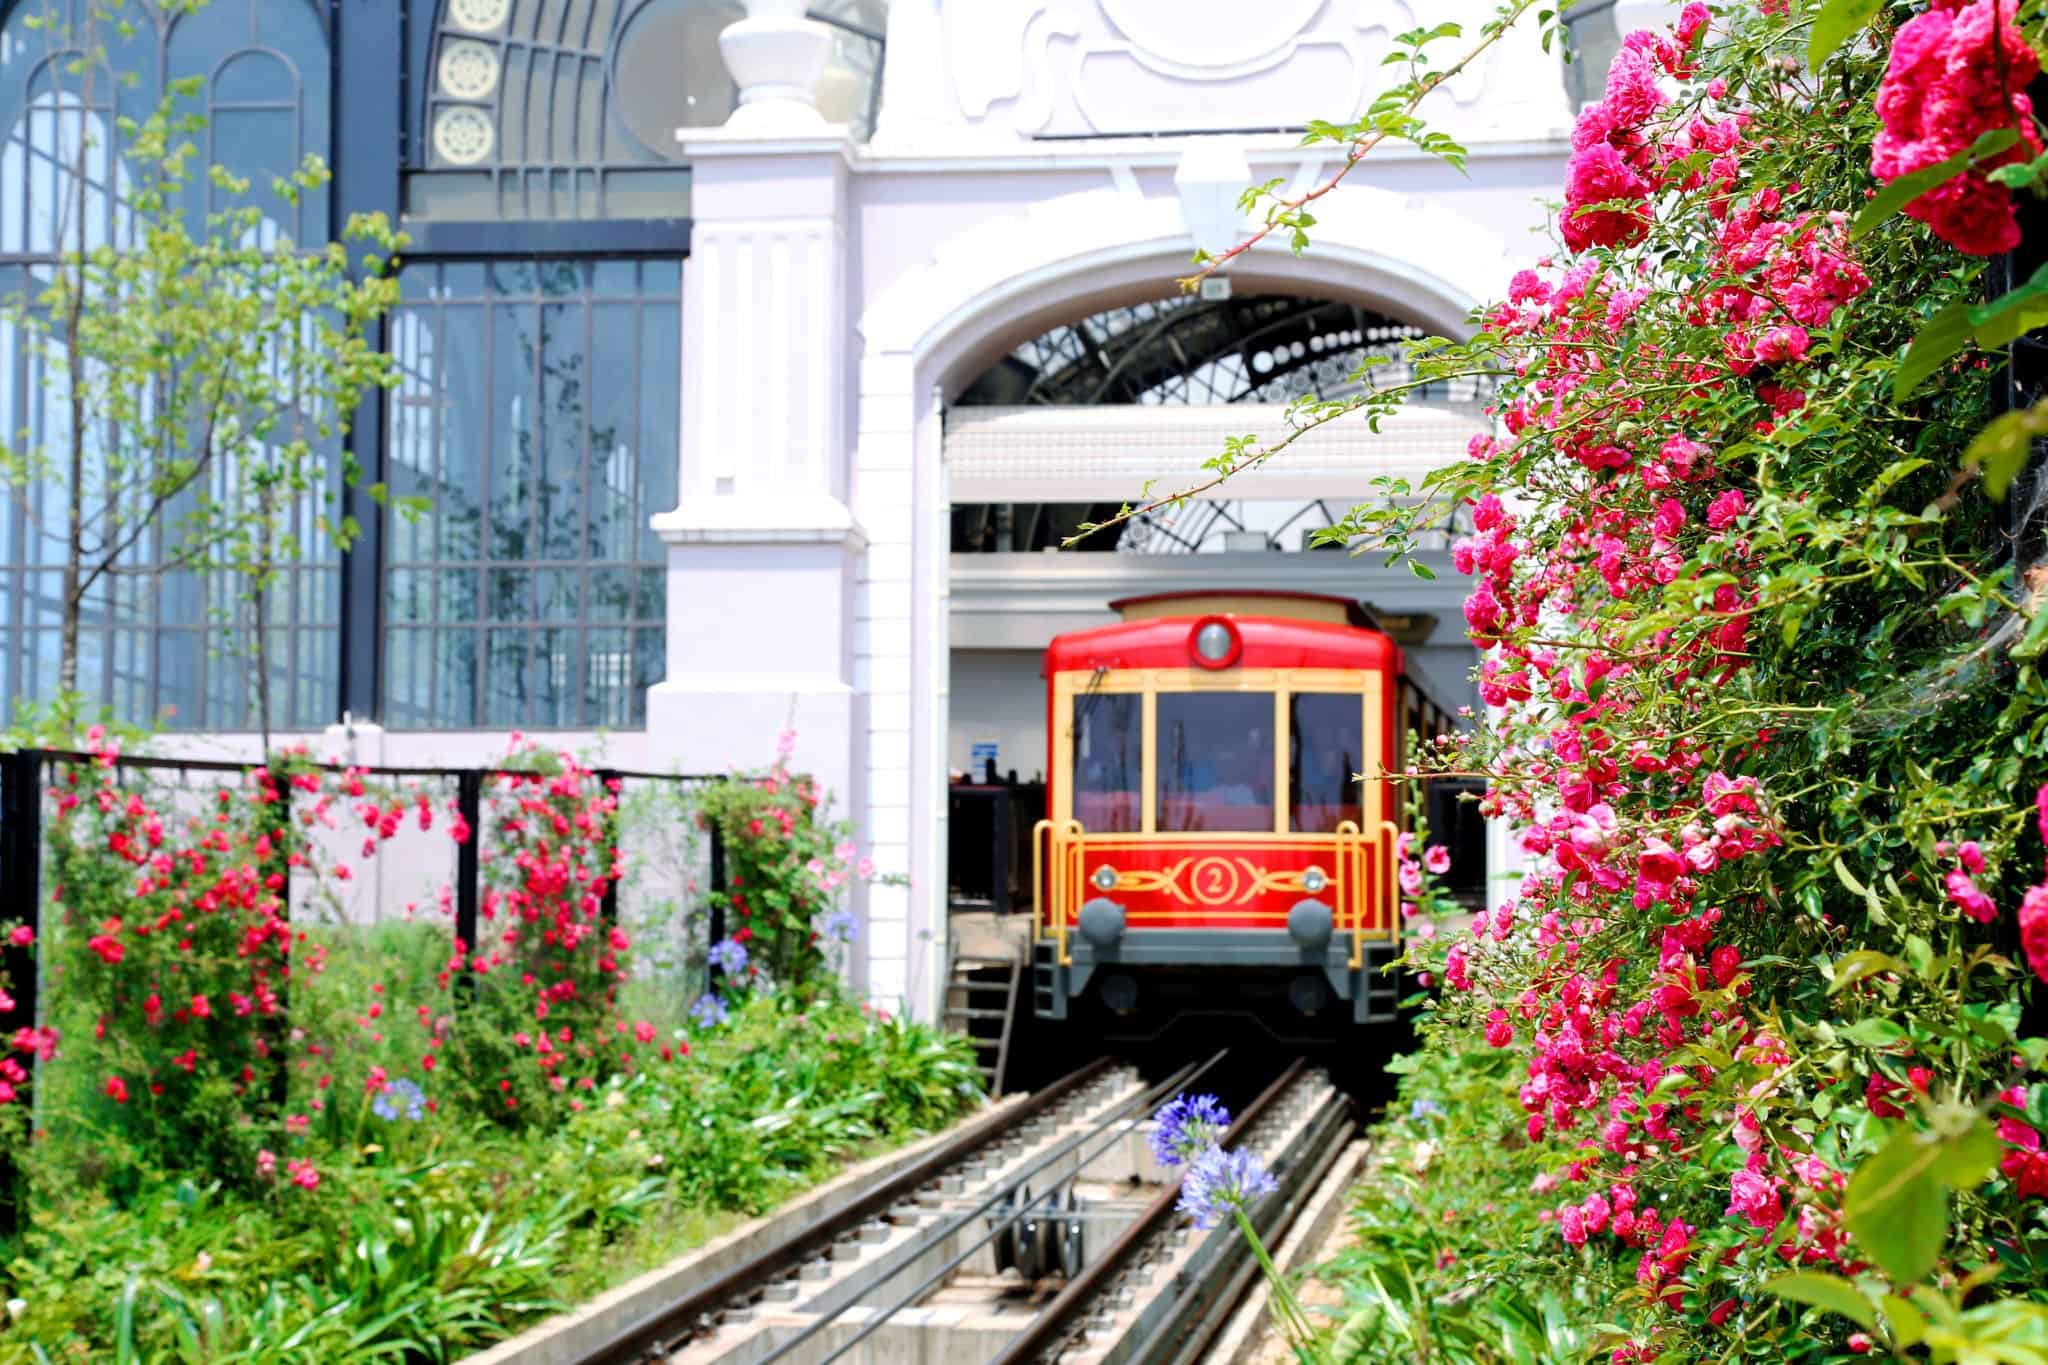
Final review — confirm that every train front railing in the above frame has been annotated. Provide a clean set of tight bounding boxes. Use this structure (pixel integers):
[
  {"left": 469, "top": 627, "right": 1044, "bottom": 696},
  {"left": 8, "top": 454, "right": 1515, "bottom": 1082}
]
[{"left": 1033, "top": 818, "right": 1401, "bottom": 972}]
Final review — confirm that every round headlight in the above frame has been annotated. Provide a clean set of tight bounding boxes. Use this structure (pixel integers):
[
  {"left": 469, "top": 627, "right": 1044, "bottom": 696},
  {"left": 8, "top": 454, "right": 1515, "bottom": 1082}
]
[
  {"left": 1302, "top": 865, "right": 1328, "bottom": 894},
  {"left": 1190, "top": 616, "right": 1241, "bottom": 669},
  {"left": 1091, "top": 864, "right": 1119, "bottom": 892}
]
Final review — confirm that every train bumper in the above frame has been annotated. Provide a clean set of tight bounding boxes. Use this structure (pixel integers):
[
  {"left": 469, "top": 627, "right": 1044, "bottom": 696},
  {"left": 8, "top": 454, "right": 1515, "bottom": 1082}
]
[{"left": 1032, "top": 929, "right": 1402, "bottom": 1024}]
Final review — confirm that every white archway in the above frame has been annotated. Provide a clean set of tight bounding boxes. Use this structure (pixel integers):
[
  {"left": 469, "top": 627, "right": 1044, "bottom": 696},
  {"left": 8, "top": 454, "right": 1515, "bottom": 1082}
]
[{"left": 851, "top": 183, "right": 1517, "bottom": 1016}]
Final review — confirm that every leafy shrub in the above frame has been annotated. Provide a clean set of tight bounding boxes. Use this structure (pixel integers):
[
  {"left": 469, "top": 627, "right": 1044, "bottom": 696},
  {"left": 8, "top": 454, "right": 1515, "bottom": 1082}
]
[
  {"left": 695, "top": 731, "right": 875, "bottom": 984},
  {"left": 0, "top": 989, "right": 978, "bottom": 1361}
]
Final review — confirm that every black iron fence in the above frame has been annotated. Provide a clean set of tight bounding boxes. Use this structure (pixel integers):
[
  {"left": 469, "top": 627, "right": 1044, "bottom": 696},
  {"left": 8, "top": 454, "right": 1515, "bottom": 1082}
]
[{"left": 0, "top": 747, "right": 731, "bottom": 1227}]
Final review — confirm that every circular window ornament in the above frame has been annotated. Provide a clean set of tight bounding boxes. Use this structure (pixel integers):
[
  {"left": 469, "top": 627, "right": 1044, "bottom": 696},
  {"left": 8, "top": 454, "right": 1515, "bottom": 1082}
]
[
  {"left": 447, "top": 0, "right": 510, "bottom": 33},
  {"left": 433, "top": 105, "right": 495, "bottom": 166},
  {"left": 438, "top": 40, "right": 500, "bottom": 100},
  {"left": 1189, "top": 616, "right": 1241, "bottom": 670}
]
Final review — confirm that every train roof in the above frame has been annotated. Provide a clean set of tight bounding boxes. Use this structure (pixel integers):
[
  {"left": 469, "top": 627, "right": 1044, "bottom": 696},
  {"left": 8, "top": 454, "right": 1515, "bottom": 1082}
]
[
  {"left": 1108, "top": 590, "right": 1373, "bottom": 628},
  {"left": 1044, "top": 609, "right": 1401, "bottom": 675}
]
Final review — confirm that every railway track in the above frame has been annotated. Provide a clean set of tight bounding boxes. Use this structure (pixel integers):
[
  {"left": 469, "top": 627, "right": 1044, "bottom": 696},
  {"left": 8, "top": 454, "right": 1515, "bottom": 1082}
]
[{"left": 548, "top": 1053, "right": 1354, "bottom": 1365}]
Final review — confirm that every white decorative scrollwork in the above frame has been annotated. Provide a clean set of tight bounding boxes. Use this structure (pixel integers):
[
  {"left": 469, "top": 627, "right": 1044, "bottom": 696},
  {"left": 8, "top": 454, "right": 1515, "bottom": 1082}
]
[
  {"left": 447, "top": 0, "right": 510, "bottom": 33},
  {"left": 438, "top": 39, "right": 500, "bottom": 100},
  {"left": 433, "top": 105, "right": 495, "bottom": 165},
  {"left": 1099, "top": 0, "right": 1323, "bottom": 71}
]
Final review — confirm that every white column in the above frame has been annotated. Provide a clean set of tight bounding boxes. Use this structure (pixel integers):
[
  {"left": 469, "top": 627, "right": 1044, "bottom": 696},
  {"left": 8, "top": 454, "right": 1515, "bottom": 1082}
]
[
  {"left": 852, "top": 349, "right": 917, "bottom": 1012},
  {"left": 648, "top": 124, "right": 865, "bottom": 937}
]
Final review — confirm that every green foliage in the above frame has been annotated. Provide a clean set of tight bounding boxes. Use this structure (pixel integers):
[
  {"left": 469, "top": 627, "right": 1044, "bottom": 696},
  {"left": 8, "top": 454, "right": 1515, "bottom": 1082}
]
[
  {"left": 1313, "top": 1043, "right": 1609, "bottom": 1363},
  {"left": 695, "top": 756, "right": 879, "bottom": 984},
  {"left": 1262, "top": 0, "right": 2048, "bottom": 1359},
  {"left": 0, "top": 989, "right": 979, "bottom": 1361}
]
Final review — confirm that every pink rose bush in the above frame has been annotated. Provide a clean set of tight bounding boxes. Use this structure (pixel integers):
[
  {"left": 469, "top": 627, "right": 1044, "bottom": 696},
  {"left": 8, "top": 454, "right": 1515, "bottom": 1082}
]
[
  {"left": 1331, "top": 1, "right": 2048, "bottom": 1354},
  {"left": 17, "top": 734, "right": 732, "bottom": 1184},
  {"left": 1872, "top": 0, "right": 2041, "bottom": 255}
]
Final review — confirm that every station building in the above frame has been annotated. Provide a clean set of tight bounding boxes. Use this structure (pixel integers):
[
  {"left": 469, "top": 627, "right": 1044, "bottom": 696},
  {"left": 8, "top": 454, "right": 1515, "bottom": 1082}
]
[{"left": 0, "top": 0, "right": 1648, "bottom": 1016}]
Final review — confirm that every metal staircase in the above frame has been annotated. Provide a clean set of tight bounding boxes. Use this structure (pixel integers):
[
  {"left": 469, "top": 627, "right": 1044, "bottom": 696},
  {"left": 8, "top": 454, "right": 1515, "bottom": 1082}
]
[{"left": 943, "top": 950, "right": 1023, "bottom": 1096}]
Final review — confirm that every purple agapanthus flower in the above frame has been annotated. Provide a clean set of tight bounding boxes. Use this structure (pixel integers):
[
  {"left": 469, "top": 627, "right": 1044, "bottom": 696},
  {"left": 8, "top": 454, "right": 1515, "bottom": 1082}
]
[
  {"left": 690, "top": 994, "right": 731, "bottom": 1029},
  {"left": 820, "top": 908, "right": 858, "bottom": 943},
  {"left": 1151, "top": 1093, "right": 1231, "bottom": 1168},
  {"left": 708, "top": 937, "right": 750, "bottom": 975},
  {"left": 1176, "top": 1145, "right": 1278, "bottom": 1229},
  {"left": 371, "top": 1077, "right": 426, "bottom": 1122}
]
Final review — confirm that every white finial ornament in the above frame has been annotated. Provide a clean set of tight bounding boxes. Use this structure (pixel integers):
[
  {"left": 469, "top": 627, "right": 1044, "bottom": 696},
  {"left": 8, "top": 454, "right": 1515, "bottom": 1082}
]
[{"left": 718, "top": 0, "right": 836, "bottom": 135}]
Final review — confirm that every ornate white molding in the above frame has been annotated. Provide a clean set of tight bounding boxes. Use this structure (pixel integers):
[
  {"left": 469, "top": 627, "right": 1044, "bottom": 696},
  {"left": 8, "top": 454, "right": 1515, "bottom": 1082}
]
[
  {"left": 859, "top": 182, "right": 1514, "bottom": 365},
  {"left": 653, "top": 494, "right": 868, "bottom": 549}
]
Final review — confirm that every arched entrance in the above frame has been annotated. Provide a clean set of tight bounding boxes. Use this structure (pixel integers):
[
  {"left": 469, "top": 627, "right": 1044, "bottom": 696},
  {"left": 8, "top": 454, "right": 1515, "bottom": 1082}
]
[{"left": 854, "top": 185, "right": 1512, "bottom": 1018}]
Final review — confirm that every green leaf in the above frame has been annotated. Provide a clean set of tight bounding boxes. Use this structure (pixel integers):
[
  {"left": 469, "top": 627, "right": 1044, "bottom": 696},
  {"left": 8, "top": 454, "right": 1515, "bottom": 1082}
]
[
  {"left": 1808, "top": 0, "right": 1886, "bottom": 71},
  {"left": 1895, "top": 301, "right": 1978, "bottom": 402},
  {"left": 1832, "top": 950, "right": 1907, "bottom": 993},
  {"left": 1961, "top": 401, "right": 2048, "bottom": 500},
  {"left": 1844, "top": 1120, "right": 2003, "bottom": 1286},
  {"left": 2014, "top": 602, "right": 2048, "bottom": 663},
  {"left": 1856, "top": 129, "right": 2020, "bottom": 238},
  {"left": 1839, "top": 1017, "right": 1910, "bottom": 1048},
  {"left": 1765, "top": 1271, "right": 1879, "bottom": 1332},
  {"left": 1932, "top": 1118, "right": 2004, "bottom": 1191},
  {"left": 1970, "top": 261, "right": 2048, "bottom": 347},
  {"left": 1882, "top": 1293, "right": 1928, "bottom": 1348}
]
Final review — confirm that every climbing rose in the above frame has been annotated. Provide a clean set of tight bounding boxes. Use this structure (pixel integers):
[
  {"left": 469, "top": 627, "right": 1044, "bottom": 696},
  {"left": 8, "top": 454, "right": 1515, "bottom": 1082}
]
[
  {"left": 1563, "top": 144, "right": 1653, "bottom": 251},
  {"left": 2020, "top": 882, "right": 2048, "bottom": 982},
  {"left": 1871, "top": 0, "right": 2042, "bottom": 255},
  {"left": 1727, "top": 1169, "right": 1785, "bottom": 1229}
]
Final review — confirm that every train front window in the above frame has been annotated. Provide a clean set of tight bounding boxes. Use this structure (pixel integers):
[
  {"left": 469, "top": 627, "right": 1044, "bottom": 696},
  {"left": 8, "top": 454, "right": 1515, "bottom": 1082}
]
[
  {"left": 1072, "top": 691, "right": 1142, "bottom": 831},
  {"left": 1156, "top": 692, "right": 1275, "bottom": 832},
  {"left": 1290, "top": 692, "right": 1364, "bottom": 832}
]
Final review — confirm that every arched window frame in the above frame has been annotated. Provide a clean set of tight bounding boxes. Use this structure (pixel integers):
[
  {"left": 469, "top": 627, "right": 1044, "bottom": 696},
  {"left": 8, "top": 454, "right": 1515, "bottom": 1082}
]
[{"left": 0, "top": 0, "right": 337, "bottom": 730}]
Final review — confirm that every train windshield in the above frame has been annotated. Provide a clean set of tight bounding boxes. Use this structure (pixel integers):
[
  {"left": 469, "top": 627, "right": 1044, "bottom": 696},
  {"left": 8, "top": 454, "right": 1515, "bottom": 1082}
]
[
  {"left": 1072, "top": 692, "right": 1142, "bottom": 831},
  {"left": 1289, "top": 693, "right": 1363, "bottom": 832},
  {"left": 1155, "top": 692, "right": 1274, "bottom": 832}
]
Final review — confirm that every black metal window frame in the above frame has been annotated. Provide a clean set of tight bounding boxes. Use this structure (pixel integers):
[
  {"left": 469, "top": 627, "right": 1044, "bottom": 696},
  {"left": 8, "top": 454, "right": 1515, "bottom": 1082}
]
[
  {"left": 332, "top": 1, "right": 696, "bottom": 732},
  {"left": 0, "top": 0, "right": 722, "bottom": 732},
  {"left": 0, "top": 0, "right": 341, "bottom": 730},
  {"left": 378, "top": 253, "right": 679, "bottom": 732}
]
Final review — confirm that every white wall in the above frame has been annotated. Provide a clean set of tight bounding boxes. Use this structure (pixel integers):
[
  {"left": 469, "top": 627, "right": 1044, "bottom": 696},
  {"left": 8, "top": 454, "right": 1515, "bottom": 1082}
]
[{"left": 947, "top": 649, "right": 1047, "bottom": 781}]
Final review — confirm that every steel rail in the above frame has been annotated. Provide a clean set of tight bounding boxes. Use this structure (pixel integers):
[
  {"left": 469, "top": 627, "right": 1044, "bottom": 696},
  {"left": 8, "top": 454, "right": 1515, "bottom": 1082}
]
[
  {"left": 571, "top": 1055, "right": 1116, "bottom": 1365},
  {"left": 986, "top": 1057, "right": 1310, "bottom": 1365},
  {"left": 757, "top": 1050, "right": 1231, "bottom": 1365}
]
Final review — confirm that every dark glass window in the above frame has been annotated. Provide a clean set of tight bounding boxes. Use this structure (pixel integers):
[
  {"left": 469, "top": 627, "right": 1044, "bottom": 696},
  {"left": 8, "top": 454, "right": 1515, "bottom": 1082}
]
[
  {"left": 0, "top": 0, "right": 336, "bottom": 729},
  {"left": 1071, "top": 691, "right": 1140, "bottom": 833},
  {"left": 1156, "top": 692, "right": 1273, "bottom": 833},
  {"left": 409, "top": 0, "right": 884, "bottom": 221},
  {"left": 1427, "top": 778, "right": 1488, "bottom": 908},
  {"left": 382, "top": 257, "right": 678, "bottom": 729},
  {"left": 1563, "top": 4, "right": 1621, "bottom": 113},
  {"left": 1289, "top": 693, "right": 1362, "bottom": 833}
]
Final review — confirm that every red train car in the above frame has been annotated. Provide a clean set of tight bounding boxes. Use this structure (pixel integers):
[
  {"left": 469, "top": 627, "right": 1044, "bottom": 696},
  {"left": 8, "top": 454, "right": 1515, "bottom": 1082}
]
[{"left": 1031, "top": 590, "right": 1452, "bottom": 1031}]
